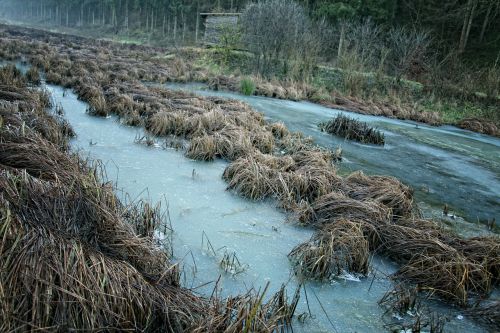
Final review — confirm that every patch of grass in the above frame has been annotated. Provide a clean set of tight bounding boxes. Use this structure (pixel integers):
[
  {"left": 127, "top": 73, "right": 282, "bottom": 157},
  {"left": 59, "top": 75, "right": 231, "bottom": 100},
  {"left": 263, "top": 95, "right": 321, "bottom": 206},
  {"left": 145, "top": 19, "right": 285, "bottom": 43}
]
[{"left": 240, "top": 77, "right": 256, "bottom": 96}]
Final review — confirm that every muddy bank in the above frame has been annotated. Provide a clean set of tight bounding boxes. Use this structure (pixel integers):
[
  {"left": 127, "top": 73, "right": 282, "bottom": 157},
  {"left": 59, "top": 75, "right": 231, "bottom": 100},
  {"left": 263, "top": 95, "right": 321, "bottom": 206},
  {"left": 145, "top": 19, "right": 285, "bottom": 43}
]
[{"left": 1, "top": 24, "right": 499, "bottom": 331}]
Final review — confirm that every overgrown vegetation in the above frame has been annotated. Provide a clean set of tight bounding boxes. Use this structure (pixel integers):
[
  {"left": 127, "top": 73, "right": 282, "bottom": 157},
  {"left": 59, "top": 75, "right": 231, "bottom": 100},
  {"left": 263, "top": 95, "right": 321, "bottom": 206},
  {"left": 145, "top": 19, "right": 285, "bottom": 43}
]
[{"left": 0, "top": 42, "right": 300, "bottom": 333}]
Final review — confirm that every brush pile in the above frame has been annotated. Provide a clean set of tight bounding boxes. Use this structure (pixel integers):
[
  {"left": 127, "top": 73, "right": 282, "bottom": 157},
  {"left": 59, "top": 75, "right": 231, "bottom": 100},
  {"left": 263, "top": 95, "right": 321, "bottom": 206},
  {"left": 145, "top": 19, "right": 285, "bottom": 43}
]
[
  {"left": 1, "top": 24, "right": 498, "bottom": 329},
  {"left": 319, "top": 113, "right": 385, "bottom": 145},
  {"left": 0, "top": 61, "right": 298, "bottom": 332}
]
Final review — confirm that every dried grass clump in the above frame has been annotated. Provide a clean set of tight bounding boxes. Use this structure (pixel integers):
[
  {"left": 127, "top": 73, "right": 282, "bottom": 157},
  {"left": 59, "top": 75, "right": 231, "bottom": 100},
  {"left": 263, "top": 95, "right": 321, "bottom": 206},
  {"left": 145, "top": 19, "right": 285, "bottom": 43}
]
[
  {"left": 374, "top": 222, "right": 494, "bottom": 305},
  {"left": 292, "top": 149, "right": 334, "bottom": 169},
  {"left": 278, "top": 132, "right": 316, "bottom": 155},
  {"left": 250, "top": 129, "right": 275, "bottom": 154},
  {"left": 344, "top": 171, "right": 414, "bottom": 218},
  {"left": 222, "top": 155, "right": 276, "bottom": 200},
  {"left": 146, "top": 111, "right": 187, "bottom": 137},
  {"left": 0, "top": 203, "right": 206, "bottom": 332},
  {"left": 319, "top": 113, "right": 385, "bottom": 145},
  {"left": 122, "top": 110, "right": 143, "bottom": 126},
  {"left": 269, "top": 121, "right": 289, "bottom": 139},
  {"left": 292, "top": 166, "right": 342, "bottom": 203},
  {"left": 394, "top": 252, "right": 492, "bottom": 305},
  {"left": 252, "top": 151, "right": 295, "bottom": 172},
  {"left": 0, "top": 64, "right": 26, "bottom": 87},
  {"left": 45, "top": 70, "right": 63, "bottom": 84},
  {"left": 74, "top": 83, "right": 107, "bottom": 116},
  {"left": 213, "top": 126, "right": 253, "bottom": 160},
  {"left": 25, "top": 66, "right": 41, "bottom": 85},
  {"left": 186, "top": 135, "right": 217, "bottom": 161},
  {"left": 198, "top": 109, "right": 227, "bottom": 132},
  {"left": 300, "top": 192, "right": 391, "bottom": 227},
  {"left": 449, "top": 236, "right": 500, "bottom": 284},
  {"left": 289, "top": 219, "right": 370, "bottom": 280},
  {"left": 106, "top": 89, "right": 136, "bottom": 116}
]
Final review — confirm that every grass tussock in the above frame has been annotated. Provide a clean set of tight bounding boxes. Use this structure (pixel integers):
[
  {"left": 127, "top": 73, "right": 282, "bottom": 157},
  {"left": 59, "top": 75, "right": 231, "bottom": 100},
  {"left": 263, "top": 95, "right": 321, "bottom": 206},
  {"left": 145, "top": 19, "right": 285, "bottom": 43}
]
[
  {"left": 186, "top": 135, "right": 217, "bottom": 161},
  {"left": 223, "top": 155, "right": 275, "bottom": 200},
  {"left": 375, "top": 218, "right": 497, "bottom": 305},
  {"left": 319, "top": 113, "right": 385, "bottom": 145},
  {"left": 289, "top": 219, "right": 370, "bottom": 280},
  {"left": 299, "top": 192, "right": 392, "bottom": 227},
  {"left": 223, "top": 150, "right": 342, "bottom": 205},
  {"left": 343, "top": 171, "right": 414, "bottom": 218},
  {"left": 269, "top": 121, "right": 290, "bottom": 139},
  {"left": 25, "top": 66, "right": 41, "bottom": 85}
]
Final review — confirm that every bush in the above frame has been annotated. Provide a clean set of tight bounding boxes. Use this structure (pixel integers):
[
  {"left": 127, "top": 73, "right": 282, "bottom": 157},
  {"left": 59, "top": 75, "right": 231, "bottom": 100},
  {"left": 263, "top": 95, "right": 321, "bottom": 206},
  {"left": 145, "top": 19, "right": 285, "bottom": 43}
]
[{"left": 240, "top": 77, "right": 256, "bottom": 95}]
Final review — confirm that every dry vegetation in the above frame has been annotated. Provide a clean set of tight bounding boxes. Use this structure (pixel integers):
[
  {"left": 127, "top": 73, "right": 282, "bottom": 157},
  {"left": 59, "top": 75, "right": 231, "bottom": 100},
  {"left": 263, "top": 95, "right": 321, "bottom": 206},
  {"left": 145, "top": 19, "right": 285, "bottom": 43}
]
[
  {"left": 319, "top": 113, "right": 385, "bottom": 145},
  {"left": 0, "top": 46, "right": 298, "bottom": 333},
  {"left": 0, "top": 24, "right": 498, "bottom": 331}
]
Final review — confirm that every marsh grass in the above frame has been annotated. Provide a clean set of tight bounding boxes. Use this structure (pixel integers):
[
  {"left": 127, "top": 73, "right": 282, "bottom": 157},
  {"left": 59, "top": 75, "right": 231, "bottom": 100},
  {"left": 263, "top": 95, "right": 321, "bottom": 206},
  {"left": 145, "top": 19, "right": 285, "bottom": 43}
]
[
  {"left": 289, "top": 219, "right": 370, "bottom": 280},
  {"left": 319, "top": 113, "right": 385, "bottom": 145},
  {"left": 0, "top": 63, "right": 299, "bottom": 332},
  {"left": 240, "top": 76, "right": 256, "bottom": 95},
  {"left": 1, "top": 26, "right": 498, "bottom": 329}
]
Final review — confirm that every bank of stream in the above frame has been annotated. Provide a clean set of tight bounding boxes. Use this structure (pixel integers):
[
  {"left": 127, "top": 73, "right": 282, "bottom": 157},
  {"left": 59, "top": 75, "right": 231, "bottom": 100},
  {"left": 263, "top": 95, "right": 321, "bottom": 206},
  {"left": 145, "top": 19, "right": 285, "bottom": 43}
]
[{"left": 44, "top": 81, "right": 492, "bottom": 332}]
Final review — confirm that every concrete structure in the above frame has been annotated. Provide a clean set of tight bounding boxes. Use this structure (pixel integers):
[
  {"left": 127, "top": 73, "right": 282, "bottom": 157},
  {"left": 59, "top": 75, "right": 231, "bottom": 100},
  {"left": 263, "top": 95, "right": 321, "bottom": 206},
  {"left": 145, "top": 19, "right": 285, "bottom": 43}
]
[{"left": 200, "top": 13, "right": 240, "bottom": 45}]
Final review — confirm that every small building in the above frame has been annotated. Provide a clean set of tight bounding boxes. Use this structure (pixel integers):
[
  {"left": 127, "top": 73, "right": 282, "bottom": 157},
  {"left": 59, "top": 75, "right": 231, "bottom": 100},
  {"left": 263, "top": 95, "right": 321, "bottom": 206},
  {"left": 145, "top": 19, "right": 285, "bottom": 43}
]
[{"left": 200, "top": 13, "right": 240, "bottom": 45}]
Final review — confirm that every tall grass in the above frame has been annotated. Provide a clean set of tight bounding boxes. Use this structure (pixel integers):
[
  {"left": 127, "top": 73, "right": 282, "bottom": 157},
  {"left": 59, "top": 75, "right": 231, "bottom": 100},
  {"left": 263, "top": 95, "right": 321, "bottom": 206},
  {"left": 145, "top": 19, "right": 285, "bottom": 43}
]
[{"left": 240, "top": 77, "right": 256, "bottom": 95}]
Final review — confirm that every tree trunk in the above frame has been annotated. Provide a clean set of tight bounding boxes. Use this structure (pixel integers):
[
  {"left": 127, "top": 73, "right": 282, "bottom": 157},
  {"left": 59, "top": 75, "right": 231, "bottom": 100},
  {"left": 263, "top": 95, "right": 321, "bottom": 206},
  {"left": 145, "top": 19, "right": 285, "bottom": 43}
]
[
  {"left": 163, "top": 14, "right": 166, "bottom": 37},
  {"left": 80, "top": 2, "right": 84, "bottom": 26},
  {"left": 337, "top": 23, "right": 345, "bottom": 59},
  {"left": 195, "top": 0, "right": 200, "bottom": 43},
  {"left": 479, "top": 1, "right": 493, "bottom": 43},
  {"left": 182, "top": 10, "right": 186, "bottom": 43},
  {"left": 173, "top": 12, "right": 177, "bottom": 43},
  {"left": 125, "top": 0, "right": 129, "bottom": 31},
  {"left": 151, "top": 9, "right": 155, "bottom": 33},
  {"left": 459, "top": 0, "right": 477, "bottom": 53}
]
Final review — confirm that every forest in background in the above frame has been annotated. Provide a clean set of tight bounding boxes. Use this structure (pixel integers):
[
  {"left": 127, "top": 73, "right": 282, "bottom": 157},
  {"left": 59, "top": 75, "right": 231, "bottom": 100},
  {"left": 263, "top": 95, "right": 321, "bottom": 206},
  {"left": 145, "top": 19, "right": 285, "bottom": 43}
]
[
  {"left": 0, "top": 1, "right": 498, "bottom": 61},
  {"left": 0, "top": 0, "right": 498, "bottom": 132}
]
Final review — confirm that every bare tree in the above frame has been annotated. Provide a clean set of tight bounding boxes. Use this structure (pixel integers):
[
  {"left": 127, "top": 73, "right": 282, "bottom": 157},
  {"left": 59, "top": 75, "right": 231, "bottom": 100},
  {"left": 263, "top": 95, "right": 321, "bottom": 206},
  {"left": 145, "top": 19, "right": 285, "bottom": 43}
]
[
  {"left": 387, "top": 27, "right": 432, "bottom": 82},
  {"left": 240, "top": 0, "right": 319, "bottom": 79}
]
